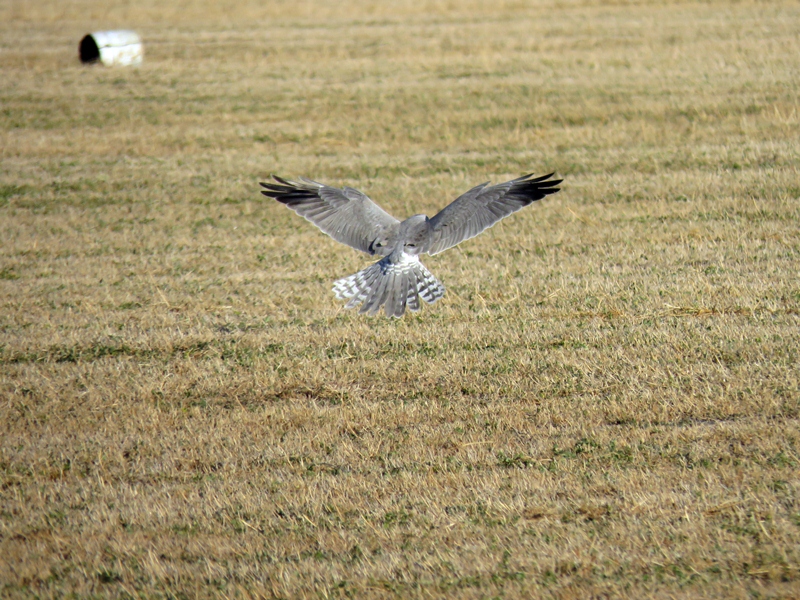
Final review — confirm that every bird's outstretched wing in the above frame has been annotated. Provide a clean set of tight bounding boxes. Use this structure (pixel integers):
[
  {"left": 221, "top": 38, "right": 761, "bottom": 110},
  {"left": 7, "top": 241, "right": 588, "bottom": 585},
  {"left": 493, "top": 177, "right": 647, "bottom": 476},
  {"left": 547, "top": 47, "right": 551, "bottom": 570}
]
[
  {"left": 424, "top": 173, "right": 562, "bottom": 255},
  {"left": 260, "top": 176, "right": 400, "bottom": 256}
]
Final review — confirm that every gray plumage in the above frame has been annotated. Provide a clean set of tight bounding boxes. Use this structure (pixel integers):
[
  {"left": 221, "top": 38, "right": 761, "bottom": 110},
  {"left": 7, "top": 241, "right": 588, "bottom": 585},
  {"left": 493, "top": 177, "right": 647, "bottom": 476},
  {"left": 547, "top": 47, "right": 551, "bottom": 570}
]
[{"left": 260, "top": 172, "right": 562, "bottom": 317}]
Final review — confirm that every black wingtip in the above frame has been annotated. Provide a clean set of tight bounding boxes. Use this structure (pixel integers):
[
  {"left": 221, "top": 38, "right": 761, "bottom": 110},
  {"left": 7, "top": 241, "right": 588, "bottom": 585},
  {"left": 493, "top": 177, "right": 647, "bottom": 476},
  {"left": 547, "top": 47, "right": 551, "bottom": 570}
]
[
  {"left": 509, "top": 172, "right": 563, "bottom": 202},
  {"left": 259, "top": 175, "right": 291, "bottom": 187},
  {"left": 260, "top": 176, "right": 295, "bottom": 197},
  {"left": 260, "top": 176, "right": 283, "bottom": 200},
  {"left": 515, "top": 172, "right": 562, "bottom": 186}
]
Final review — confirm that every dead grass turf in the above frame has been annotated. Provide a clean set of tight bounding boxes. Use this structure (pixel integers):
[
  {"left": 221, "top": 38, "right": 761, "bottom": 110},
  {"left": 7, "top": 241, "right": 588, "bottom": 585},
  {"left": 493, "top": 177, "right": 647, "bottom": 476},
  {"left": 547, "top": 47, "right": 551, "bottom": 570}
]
[{"left": 1, "top": 0, "right": 800, "bottom": 597}]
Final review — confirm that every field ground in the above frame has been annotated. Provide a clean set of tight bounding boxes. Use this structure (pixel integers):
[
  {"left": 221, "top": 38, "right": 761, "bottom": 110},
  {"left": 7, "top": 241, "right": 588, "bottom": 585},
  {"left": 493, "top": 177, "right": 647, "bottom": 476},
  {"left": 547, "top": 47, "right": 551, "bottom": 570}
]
[{"left": 1, "top": 0, "right": 799, "bottom": 597}]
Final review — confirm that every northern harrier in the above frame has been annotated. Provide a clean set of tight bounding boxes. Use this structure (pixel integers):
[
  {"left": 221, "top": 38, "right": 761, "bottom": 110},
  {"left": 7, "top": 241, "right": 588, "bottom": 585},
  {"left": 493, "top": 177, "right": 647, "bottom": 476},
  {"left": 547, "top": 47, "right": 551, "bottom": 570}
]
[{"left": 260, "top": 173, "right": 562, "bottom": 317}]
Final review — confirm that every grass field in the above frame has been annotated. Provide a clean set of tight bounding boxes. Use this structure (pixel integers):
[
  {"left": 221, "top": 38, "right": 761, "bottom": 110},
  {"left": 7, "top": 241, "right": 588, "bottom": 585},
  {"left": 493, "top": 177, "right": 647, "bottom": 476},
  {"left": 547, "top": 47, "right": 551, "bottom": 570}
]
[{"left": 2, "top": 0, "right": 799, "bottom": 597}]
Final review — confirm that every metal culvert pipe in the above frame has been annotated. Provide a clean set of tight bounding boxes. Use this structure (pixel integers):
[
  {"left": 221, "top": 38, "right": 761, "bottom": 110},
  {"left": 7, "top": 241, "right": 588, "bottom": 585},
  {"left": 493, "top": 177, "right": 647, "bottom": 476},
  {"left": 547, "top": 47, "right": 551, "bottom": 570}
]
[{"left": 79, "top": 31, "right": 143, "bottom": 66}]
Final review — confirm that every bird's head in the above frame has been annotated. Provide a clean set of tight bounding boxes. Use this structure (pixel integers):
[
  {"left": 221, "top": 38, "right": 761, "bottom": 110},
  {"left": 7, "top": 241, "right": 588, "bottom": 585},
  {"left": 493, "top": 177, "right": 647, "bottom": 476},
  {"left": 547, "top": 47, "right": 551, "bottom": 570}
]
[{"left": 399, "top": 214, "right": 430, "bottom": 255}]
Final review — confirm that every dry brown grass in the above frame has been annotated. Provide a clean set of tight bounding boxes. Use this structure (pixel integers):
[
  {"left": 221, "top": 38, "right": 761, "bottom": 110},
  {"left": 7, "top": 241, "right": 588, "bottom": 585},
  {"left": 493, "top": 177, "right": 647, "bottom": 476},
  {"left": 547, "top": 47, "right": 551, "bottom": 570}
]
[{"left": 2, "top": 0, "right": 800, "bottom": 597}]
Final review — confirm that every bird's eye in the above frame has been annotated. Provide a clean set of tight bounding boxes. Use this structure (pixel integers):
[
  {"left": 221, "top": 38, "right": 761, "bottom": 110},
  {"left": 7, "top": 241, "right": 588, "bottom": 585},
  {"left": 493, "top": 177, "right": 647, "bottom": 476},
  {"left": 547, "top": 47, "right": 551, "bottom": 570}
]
[{"left": 407, "top": 243, "right": 416, "bottom": 248}]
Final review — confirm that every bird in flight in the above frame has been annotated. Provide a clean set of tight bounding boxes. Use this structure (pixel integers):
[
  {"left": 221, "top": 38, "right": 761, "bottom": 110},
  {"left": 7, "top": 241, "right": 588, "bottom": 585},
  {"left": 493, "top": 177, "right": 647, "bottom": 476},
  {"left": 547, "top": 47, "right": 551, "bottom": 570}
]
[{"left": 260, "top": 172, "right": 562, "bottom": 317}]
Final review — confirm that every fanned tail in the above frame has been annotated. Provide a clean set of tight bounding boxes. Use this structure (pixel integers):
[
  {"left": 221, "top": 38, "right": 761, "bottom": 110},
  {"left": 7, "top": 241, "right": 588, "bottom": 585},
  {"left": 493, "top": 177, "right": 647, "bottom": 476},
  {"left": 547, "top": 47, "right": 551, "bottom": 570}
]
[{"left": 332, "top": 255, "right": 445, "bottom": 318}]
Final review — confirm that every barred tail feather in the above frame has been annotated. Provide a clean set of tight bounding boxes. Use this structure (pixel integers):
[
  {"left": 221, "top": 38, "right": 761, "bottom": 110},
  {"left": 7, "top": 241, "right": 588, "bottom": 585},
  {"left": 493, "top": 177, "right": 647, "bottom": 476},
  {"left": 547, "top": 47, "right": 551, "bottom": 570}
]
[
  {"left": 333, "top": 262, "right": 381, "bottom": 309},
  {"left": 405, "top": 267, "right": 421, "bottom": 312},
  {"left": 416, "top": 264, "right": 445, "bottom": 305},
  {"left": 332, "top": 256, "right": 445, "bottom": 318},
  {"left": 393, "top": 269, "right": 411, "bottom": 316},
  {"left": 362, "top": 266, "right": 391, "bottom": 315}
]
